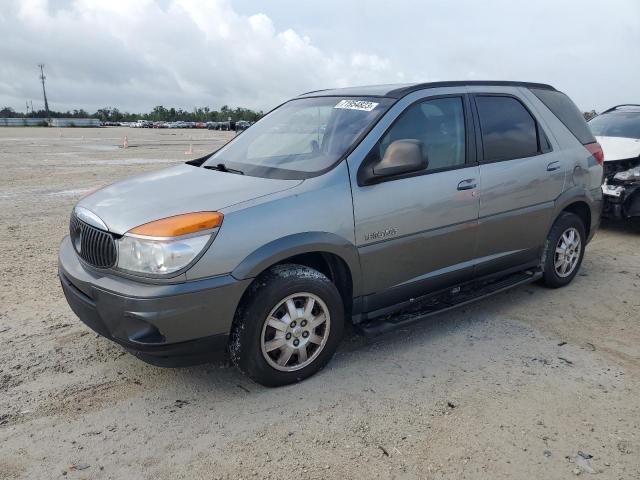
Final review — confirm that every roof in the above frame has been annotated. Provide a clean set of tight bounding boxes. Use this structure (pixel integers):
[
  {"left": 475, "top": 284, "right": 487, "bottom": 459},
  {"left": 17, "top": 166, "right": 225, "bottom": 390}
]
[
  {"left": 298, "top": 81, "right": 556, "bottom": 99},
  {"left": 600, "top": 104, "right": 640, "bottom": 114}
]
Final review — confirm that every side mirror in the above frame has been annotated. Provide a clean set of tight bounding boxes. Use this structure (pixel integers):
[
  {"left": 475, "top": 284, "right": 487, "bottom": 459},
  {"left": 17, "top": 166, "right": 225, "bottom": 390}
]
[{"left": 372, "top": 139, "right": 428, "bottom": 177}]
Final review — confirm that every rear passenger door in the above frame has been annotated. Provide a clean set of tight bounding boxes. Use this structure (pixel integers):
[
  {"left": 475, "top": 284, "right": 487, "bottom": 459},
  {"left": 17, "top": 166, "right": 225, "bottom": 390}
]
[{"left": 470, "top": 90, "right": 565, "bottom": 276}]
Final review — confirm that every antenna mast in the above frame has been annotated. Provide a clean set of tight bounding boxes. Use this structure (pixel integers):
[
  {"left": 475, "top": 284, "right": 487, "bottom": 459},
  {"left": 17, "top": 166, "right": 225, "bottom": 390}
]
[{"left": 38, "top": 64, "right": 50, "bottom": 119}]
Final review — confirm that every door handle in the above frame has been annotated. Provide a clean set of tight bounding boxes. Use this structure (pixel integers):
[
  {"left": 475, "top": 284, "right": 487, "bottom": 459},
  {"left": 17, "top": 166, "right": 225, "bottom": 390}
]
[
  {"left": 547, "top": 161, "right": 561, "bottom": 172},
  {"left": 457, "top": 179, "right": 477, "bottom": 190}
]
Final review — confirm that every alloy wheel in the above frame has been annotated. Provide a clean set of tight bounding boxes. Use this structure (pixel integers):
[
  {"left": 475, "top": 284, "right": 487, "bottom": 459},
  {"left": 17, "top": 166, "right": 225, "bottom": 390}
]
[
  {"left": 260, "top": 293, "right": 331, "bottom": 372},
  {"left": 554, "top": 227, "right": 581, "bottom": 277}
]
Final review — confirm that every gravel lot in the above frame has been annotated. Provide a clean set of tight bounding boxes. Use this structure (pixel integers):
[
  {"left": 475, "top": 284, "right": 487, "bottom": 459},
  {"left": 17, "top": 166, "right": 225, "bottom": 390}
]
[{"left": 0, "top": 127, "right": 638, "bottom": 479}]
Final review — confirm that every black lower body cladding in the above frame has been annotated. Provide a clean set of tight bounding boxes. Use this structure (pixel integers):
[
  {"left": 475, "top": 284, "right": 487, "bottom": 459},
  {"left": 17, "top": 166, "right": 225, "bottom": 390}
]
[{"left": 58, "top": 236, "right": 251, "bottom": 366}]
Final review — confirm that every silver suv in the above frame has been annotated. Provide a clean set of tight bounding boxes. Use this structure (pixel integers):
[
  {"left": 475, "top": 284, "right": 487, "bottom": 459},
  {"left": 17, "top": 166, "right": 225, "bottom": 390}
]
[{"left": 59, "top": 81, "right": 603, "bottom": 386}]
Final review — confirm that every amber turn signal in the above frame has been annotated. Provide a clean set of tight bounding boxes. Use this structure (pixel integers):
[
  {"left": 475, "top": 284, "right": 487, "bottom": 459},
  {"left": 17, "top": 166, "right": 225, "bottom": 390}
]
[{"left": 129, "top": 212, "right": 223, "bottom": 237}]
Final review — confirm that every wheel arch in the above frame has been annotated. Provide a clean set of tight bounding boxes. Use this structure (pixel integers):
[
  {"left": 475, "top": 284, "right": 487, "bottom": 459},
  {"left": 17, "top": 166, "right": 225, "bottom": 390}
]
[
  {"left": 561, "top": 201, "right": 592, "bottom": 237},
  {"left": 231, "top": 232, "right": 361, "bottom": 313},
  {"left": 552, "top": 188, "right": 599, "bottom": 241}
]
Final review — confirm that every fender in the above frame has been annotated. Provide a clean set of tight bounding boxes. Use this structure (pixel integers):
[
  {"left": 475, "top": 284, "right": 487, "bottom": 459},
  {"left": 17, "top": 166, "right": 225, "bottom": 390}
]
[
  {"left": 551, "top": 185, "right": 602, "bottom": 243},
  {"left": 231, "top": 231, "right": 362, "bottom": 297}
]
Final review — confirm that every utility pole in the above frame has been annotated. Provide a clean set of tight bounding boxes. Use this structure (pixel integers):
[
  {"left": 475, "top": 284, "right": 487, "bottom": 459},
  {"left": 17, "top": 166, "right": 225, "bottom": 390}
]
[
  {"left": 38, "top": 64, "right": 50, "bottom": 119},
  {"left": 26, "top": 101, "right": 30, "bottom": 116}
]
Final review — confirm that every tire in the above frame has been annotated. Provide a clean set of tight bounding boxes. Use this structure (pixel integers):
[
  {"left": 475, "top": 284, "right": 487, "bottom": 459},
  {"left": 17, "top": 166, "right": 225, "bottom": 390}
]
[
  {"left": 229, "top": 264, "right": 344, "bottom": 387},
  {"left": 541, "top": 212, "right": 586, "bottom": 288}
]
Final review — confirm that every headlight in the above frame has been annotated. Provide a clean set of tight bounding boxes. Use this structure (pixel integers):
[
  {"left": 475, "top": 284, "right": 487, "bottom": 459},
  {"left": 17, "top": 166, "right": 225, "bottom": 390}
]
[
  {"left": 117, "top": 234, "right": 211, "bottom": 275},
  {"left": 117, "top": 212, "right": 223, "bottom": 275},
  {"left": 613, "top": 166, "right": 640, "bottom": 182}
]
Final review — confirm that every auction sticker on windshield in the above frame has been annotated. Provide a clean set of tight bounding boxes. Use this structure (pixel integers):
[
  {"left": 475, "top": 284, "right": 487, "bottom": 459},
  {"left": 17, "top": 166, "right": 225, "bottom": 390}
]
[{"left": 334, "top": 99, "right": 379, "bottom": 111}]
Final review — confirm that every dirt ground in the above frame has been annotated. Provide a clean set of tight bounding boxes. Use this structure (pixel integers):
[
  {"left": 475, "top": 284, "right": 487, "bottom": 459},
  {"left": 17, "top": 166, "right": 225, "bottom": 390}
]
[{"left": 0, "top": 127, "right": 638, "bottom": 479}]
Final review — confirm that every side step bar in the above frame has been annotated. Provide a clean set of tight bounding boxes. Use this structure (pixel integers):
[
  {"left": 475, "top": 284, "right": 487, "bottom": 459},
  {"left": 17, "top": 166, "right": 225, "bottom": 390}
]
[{"left": 356, "top": 270, "right": 542, "bottom": 338}]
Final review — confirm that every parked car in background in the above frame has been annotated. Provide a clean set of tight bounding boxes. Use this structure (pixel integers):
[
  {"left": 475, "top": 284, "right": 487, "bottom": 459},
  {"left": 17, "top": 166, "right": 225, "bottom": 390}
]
[
  {"left": 589, "top": 105, "right": 640, "bottom": 221},
  {"left": 236, "top": 120, "right": 251, "bottom": 132},
  {"left": 133, "top": 120, "right": 152, "bottom": 128},
  {"left": 59, "top": 81, "right": 602, "bottom": 386}
]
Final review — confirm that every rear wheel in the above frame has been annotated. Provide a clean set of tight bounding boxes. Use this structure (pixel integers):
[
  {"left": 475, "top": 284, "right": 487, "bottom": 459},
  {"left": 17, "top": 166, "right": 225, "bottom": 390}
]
[
  {"left": 541, "top": 212, "right": 586, "bottom": 288},
  {"left": 230, "top": 264, "right": 344, "bottom": 387}
]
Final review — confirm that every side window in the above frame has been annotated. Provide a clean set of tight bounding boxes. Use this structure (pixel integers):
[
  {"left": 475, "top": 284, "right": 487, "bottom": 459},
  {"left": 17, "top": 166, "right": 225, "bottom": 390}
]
[
  {"left": 475, "top": 96, "right": 540, "bottom": 162},
  {"left": 530, "top": 88, "right": 595, "bottom": 145},
  {"left": 378, "top": 97, "right": 466, "bottom": 171}
]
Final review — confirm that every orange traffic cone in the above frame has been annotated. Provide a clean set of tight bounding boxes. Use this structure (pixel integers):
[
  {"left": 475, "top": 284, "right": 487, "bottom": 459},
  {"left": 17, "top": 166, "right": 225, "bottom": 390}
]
[
  {"left": 185, "top": 144, "right": 193, "bottom": 155},
  {"left": 123, "top": 136, "right": 128, "bottom": 149}
]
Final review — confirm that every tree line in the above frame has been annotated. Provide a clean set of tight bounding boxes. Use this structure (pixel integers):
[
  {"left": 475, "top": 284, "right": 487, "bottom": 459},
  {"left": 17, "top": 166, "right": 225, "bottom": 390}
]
[
  {"left": 0, "top": 105, "right": 264, "bottom": 123},
  {"left": 2, "top": 104, "right": 599, "bottom": 123}
]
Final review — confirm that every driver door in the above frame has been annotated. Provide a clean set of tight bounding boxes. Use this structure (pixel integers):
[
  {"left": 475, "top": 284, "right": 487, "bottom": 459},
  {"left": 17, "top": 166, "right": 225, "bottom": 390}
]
[{"left": 349, "top": 94, "right": 480, "bottom": 313}]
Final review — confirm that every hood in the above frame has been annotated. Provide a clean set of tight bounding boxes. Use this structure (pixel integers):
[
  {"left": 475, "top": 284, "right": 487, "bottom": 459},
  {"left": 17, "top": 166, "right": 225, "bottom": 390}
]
[
  {"left": 596, "top": 135, "right": 640, "bottom": 162},
  {"left": 77, "top": 164, "right": 302, "bottom": 234}
]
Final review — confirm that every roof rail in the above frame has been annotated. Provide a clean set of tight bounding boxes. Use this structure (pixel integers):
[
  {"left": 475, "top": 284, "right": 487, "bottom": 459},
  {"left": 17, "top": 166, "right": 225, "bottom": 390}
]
[
  {"left": 600, "top": 104, "right": 640, "bottom": 114},
  {"left": 296, "top": 81, "right": 557, "bottom": 99},
  {"left": 299, "top": 88, "right": 330, "bottom": 96},
  {"left": 387, "top": 81, "right": 555, "bottom": 98}
]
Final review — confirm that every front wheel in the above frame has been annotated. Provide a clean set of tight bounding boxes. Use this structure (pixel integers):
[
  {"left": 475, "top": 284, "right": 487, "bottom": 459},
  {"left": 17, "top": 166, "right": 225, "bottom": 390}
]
[
  {"left": 541, "top": 212, "right": 586, "bottom": 288},
  {"left": 230, "top": 264, "right": 344, "bottom": 387}
]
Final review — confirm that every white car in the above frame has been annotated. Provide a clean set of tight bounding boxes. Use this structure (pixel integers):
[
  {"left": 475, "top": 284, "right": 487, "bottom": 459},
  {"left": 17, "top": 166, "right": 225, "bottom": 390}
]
[{"left": 589, "top": 105, "right": 640, "bottom": 220}]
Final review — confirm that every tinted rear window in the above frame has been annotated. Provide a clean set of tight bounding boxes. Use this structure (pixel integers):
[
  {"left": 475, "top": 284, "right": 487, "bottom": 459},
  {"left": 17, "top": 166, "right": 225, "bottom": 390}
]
[
  {"left": 530, "top": 88, "right": 596, "bottom": 145},
  {"left": 476, "top": 96, "right": 539, "bottom": 162}
]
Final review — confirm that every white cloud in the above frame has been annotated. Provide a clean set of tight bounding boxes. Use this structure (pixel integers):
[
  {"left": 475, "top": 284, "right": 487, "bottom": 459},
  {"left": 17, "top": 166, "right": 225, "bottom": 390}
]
[
  {"left": 1, "top": 0, "right": 638, "bottom": 113},
  {"left": 0, "top": 0, "right": 401, "bottom": 112}
]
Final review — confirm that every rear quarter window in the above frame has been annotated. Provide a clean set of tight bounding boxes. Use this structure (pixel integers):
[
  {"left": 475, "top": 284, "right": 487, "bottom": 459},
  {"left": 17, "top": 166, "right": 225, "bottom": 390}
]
[{"left": 530, "top": 88, "right": 596, "bottom": 145}]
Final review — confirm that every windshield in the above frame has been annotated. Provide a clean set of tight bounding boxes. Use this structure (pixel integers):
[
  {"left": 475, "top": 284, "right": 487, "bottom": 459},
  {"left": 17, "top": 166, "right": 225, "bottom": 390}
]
[
  {"left": 589, "top": 111, "right": 640, "bottom": 139},
  {"left": 203, "top": 96, "right": 394, "bottom": 179}
]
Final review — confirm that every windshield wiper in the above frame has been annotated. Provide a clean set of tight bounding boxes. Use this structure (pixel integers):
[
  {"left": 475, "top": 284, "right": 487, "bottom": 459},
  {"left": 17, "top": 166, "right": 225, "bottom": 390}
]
[{"left": 203, "top": 163, "right": 244, "bottom": 175}]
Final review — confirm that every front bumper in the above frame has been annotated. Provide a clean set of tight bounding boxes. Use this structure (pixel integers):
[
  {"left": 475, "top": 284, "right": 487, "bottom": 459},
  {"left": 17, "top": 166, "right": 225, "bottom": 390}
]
[
  {"left": 58, "top": 236, "right": 251, "bottom": 366},
  {"left": 602, "top": 183, "right": 640, "bottom": 219}
]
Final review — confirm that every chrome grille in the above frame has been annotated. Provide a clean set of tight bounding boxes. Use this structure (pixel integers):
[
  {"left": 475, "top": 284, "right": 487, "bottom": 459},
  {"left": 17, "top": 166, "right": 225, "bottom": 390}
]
[{"left": 70, "top": 214, "right": 117, "bottom": 268}]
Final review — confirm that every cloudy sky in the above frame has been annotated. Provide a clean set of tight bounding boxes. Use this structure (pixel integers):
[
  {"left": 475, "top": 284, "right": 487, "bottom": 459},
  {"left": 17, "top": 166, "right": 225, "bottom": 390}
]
[{"left": 1, "top": 0, "right": 638, "bottom": 114}]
